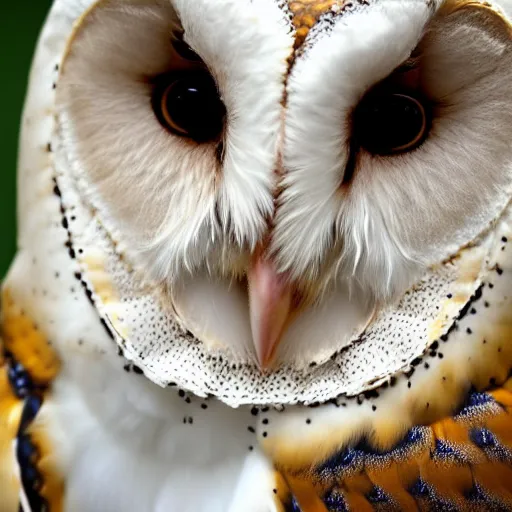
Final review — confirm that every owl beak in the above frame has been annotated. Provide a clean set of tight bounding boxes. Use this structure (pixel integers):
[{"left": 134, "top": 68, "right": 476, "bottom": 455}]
[{"left": 247, "top": 252, "right": 294, "bottom": 369}]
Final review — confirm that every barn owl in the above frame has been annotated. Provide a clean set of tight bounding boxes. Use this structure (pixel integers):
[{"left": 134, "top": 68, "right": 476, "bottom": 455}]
[{"left": 1, "top": 0, "right": 512, "bottom": 510}]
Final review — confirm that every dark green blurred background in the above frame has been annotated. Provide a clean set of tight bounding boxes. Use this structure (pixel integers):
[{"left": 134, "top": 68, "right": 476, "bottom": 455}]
[{"left": 1, "top": 2, "right": 53, "bottom": 278}]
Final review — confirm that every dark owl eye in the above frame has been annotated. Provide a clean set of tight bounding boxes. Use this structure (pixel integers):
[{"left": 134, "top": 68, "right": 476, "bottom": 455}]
[
  {"left": 353, "top": 92, "right": 429, "bottom": 155},
  {"left": 153, "top": 72, "right": 226, "bottom": 142}
]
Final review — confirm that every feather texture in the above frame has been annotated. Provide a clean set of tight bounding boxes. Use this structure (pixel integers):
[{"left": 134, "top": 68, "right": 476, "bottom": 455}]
[{"left": 2, "top": 0, "right": 512, "bottom": 510}]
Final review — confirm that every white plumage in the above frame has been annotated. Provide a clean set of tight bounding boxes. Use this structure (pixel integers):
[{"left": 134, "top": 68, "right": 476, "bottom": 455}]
[{"left": 2, "top": 0, "right": 512, "bottom": 510}]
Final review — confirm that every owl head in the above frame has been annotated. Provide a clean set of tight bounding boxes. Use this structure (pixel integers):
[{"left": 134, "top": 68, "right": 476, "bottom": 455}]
[{"left": 11, "top": 0, "right": 512, "bottom": 405}]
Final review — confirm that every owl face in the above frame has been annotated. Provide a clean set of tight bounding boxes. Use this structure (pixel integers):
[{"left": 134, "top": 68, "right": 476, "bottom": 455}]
[{"left": 51, "top": 0, "right": 512, "bottom": 401}]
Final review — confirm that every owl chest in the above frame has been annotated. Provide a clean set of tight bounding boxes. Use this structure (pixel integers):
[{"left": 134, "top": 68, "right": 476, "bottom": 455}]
[{"left": 42, "top": 358, "right": 276, "bottom": 512}]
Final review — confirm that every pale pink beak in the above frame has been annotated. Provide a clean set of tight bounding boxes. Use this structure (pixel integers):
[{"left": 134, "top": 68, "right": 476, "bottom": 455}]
[{"left": 247, "top": 250, "right": 295, "bottom": 369}]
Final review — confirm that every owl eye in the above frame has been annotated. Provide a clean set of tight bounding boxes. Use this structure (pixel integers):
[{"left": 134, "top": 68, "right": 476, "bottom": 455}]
[
  {"left": 353, "top": 92, "right": 429, "bottom": 155},
  {"left": 153, "top": 72, "right": 226, "bottom": 142}
]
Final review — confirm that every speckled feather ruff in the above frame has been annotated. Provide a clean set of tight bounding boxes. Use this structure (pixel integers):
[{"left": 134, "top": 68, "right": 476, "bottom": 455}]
[{"left": 45, "top": 0, "right": 512, "bottom": 407}]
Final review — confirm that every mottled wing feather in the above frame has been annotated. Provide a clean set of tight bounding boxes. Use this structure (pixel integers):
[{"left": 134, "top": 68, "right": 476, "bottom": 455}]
[
  {"left": 1, "top": 290, "right": 63, "bottom": 512},
  {"left": 0, "top": 352, "right": 23, "bottom": 512},
  {"left": 277, "top": 381, "right": 512, "bottom": 511}
]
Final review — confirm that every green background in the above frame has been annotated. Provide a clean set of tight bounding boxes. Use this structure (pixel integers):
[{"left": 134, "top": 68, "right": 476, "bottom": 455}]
[{"left": 1, "top": 3, "right": 53, "bottom": 278}]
